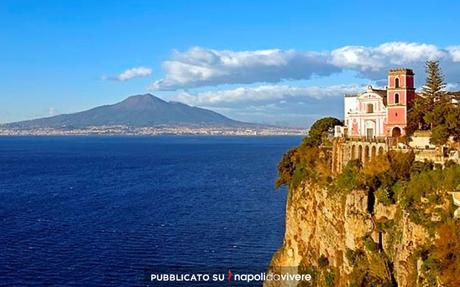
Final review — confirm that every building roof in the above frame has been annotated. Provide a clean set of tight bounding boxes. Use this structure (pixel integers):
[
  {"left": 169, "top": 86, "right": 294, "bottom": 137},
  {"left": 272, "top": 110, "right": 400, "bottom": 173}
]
[
  {"left": 448, "top": 91, "right": 460, "bottom": 98},
  {"left": 371, "top": 88, "right": 386, "bottom": 97},
  {"left": 388, "top": 68, "right": 414, "bottom": 75},
  {"left": 372, "top": 88, "right": 387, "bottom": 105},
  {"left": 360, "top": 86, "right": 387, "bottom": 105},
  {"left": 345, "top": 86, "right": 388, "bottom": 104}
]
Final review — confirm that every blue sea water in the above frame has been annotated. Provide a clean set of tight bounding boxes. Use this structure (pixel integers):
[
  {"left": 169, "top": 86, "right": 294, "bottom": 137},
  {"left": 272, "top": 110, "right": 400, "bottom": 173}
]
[{"left": 0, "top": 136, "right": 300, "bottom": 286}]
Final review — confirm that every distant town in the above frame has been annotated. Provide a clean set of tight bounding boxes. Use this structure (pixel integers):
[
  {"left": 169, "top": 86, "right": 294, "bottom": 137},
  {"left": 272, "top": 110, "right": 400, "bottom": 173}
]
[{"left": 0, "top": 125, "right": 305, "bottom": 136}]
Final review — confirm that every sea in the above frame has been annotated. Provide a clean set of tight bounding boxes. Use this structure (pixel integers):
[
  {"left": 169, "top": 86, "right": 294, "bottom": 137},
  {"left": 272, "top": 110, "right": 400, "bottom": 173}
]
[{"left": 0, "top": 136, "right": 301, "bottom": 286}]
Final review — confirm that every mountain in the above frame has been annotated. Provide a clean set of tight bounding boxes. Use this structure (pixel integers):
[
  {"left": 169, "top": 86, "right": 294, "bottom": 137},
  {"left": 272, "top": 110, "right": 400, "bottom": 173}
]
[{"left": 3, "top": 94, "right": 254, "bottom": 129}]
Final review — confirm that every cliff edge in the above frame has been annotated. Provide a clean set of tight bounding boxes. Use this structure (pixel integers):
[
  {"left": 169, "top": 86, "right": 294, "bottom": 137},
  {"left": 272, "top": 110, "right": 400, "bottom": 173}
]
[
  {"left": 266, "top": 181, "right": 435, "bottom": 286},
  {"left": 266, "top": 118, "right": 460, "bottom": 286}
]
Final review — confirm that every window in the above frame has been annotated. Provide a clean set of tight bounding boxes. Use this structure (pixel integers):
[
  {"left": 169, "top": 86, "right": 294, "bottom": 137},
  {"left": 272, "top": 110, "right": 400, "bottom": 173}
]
[
  {"left": 367, "top": 103, "right": 374, "bottom": 113},
  {"left": 395, "top": 77, "right": 400, "bottom": 88},
  {"left": 394, "top": 93, "right": 400, "bottom": 104}
]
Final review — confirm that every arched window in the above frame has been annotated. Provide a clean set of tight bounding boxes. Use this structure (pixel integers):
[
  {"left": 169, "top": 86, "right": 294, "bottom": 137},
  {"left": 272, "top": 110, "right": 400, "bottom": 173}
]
[
  {"left": 395, "top": 77, "right": 400, "bottom": 88},
  {"left": 367, "top": 103, "right": 374, "bottom": 113},
  {"left": 394, "top": 93, "right": 400, "bottom": 104}
]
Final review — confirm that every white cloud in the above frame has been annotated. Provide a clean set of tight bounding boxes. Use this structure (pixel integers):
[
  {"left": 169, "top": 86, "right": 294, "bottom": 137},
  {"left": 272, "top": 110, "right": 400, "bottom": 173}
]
[
  {"left": 447, "top": 46, "right": 460, "bottom": 62},
  {"left": 168, "top": 84, "right": 361, "bottom": 127},
  {"left": 170, "top": 84, "right": 364, "bottom": 107},
  {"left": 329, "top": 42, "right": 451, "bottom": 80},
  {"left": 150, "top": 42, "right": 460, "bottom": 90},
  {"left": 149, "top": 47, "right": 340, "bottom": 90},
  {"left": 103, "top": 66, "right": 152, "bottom": 81},
  {"left": 330, "top": 42, "right": 444, "bottom": 72},
  {"left": 147, "top": 42, "right": 460, "bottom": 127}
]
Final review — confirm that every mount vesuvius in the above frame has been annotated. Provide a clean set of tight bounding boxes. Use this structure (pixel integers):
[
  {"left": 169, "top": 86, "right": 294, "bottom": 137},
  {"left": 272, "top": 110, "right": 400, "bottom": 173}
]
[{"left": 2, "top": 94, "right": 257, "bottom": 129}]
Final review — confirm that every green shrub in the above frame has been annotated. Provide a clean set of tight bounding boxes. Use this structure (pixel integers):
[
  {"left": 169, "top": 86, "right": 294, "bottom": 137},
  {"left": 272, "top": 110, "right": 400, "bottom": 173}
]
[
  {"left": 335, "top": 159, "right": 362, "bottom": 191},
  {"left": 275, "top": 148, "right": 298, "bottom": 189},
  {"left": 364, "top": 235, "right": 378, "bottom": 252},
  {"left": 444, "top": 159, "right": 457, "bottom": 168},
  {"left": 375, "top": 187, "right": 395, "bottom": 205},
  {"left": 324, "top": 270, "right": 335, "bottom": 287},
  {"left": 304, "top": 117, "right": 342, "bottom": 148},
  {"left": 410, "top": 160, "right": 434, "bottom": 175},
  {"left": 346, "top": 248, "right": 365, "bottom": 267}
]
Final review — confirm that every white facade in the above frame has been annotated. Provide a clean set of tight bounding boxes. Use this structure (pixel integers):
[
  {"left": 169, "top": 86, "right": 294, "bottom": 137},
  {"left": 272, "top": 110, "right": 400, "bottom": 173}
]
[{"left": 343, "top": 86, "right": 387, "bottom": 138}]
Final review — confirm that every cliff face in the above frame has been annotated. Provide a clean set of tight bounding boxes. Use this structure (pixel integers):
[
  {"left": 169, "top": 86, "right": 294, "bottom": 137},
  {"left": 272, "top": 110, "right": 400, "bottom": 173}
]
[{"left": 266, "top": 182, "right": 431, "bottom": 287}]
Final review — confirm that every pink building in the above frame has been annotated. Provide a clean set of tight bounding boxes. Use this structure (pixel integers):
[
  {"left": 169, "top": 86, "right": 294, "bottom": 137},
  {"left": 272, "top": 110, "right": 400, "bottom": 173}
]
[{"left": 338, "top": 68, "right": 415, "bottom": 139}]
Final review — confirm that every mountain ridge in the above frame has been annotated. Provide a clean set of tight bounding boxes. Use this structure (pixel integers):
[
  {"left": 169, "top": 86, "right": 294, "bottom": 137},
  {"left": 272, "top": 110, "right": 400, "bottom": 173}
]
[{"left": 2, "top": 94, "right": 262, "bottom": 129}]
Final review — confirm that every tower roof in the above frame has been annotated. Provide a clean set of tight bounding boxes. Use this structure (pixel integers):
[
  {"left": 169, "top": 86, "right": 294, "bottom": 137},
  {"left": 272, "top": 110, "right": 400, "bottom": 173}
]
[{"left": 388, "top": 68, "right": 414, "bottom": 75}]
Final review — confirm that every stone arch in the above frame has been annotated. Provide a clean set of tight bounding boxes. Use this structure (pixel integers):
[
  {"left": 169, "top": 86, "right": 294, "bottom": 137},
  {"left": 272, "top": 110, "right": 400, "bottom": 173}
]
[
  {"left": 378, "top": 146, "right": 384, "bottom": 156},
  {"left": 364, "top": 145, "right": 370, "bottom": 163},
  {"left": 358, "top": 145, "right": 363, "bottom": 162},
  {"left": 351, "top": 144, "right": 356, "bottom": 160},
  {"left": 371, "top": 145, "right": 377, "bottom": 159}
]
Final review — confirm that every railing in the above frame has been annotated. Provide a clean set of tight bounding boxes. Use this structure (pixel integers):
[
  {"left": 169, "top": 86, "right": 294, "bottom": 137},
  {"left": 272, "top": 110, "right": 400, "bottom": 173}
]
[{"left": 346, "top": 136, "right": 388, "bottom": 144}]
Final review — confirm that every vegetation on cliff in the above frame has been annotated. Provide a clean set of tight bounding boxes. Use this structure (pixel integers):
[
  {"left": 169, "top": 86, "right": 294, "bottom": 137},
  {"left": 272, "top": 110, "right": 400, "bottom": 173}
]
[
  {"left": 407, "top": 61, "right": 460, "bottom": 144},
  {"left": 274, "top": 116, "right": 460, "bottom": 286},
  {"left": 275, "top": 61, "right": 460, "bottom": 287},
  {"left": 275, "top": 117, "right": 340, "bottom": 189},
  {"left": 272, "top": 61, "right": 460, "bottom": 286}
]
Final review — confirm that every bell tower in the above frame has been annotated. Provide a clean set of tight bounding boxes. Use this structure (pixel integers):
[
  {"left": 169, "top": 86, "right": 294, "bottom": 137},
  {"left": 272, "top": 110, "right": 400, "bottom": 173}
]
[{"left": 385, "top": 68, "right": 415, "bottom": 137}]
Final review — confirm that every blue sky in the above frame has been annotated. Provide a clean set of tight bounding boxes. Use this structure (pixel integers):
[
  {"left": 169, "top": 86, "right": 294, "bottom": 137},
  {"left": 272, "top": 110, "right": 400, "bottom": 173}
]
[{"left": 1, "top": 0, "right": 460, "bottom": 127}]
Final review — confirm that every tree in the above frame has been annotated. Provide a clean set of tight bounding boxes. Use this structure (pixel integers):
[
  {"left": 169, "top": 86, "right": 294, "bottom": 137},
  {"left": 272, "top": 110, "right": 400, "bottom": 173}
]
[
  {"left": 423, "top": 61, "right": 450, "bottom": 131},
  {"left": 303, "top": 117, "right": 342, "bottom": 147},
  {"left": 413, "top": 60, "right": 460, "bottom": 145},
  {"left": 430, "top": 125, "right": 450, "bottom": 145},
  {"left": 275, "top": 117, "right": 341, "bottom": 188},
  {"left": 445, "top": 106, "right": 460, "bottom": 141},
  {"left": 407, "top": 60, "right": 446, "bottom": 135},
  {"left": 407, "top": 96, "right": 430, "bottom": 134},
  {"left": 275, "top": 148, "right": 298, "bottom": 189},
  {"left": 422, "top": 60, "right": 447, "bottom": 104},
  {"left": 428, "top": 104, "right": 460, "bottom": 144},
  {"left": 387, "top": 150, "right": 415, "bottom": 181}
]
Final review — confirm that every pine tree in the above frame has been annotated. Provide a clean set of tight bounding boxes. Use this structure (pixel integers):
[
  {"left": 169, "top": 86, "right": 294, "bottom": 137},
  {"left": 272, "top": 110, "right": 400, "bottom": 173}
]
[
  {"left": 422, "top": 60, "right": 446, "bottom": 103},
  {"left": 422, "top": 61, "right": 450, "bottom": 133},
  {"left": 407, "top": 60, "right": 447, "bottom": 135}
]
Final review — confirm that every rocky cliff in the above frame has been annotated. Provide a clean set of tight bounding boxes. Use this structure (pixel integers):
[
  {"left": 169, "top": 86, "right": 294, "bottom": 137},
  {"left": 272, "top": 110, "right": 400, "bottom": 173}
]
[{"left": 265, "top": 181, "right": 444, "bottom": 287}]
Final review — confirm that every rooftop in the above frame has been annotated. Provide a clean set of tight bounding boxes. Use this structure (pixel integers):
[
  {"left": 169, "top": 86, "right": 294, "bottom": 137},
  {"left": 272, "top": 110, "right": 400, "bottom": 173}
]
[{"left": 388, "top": 68, "right": 414, "bottom": 75}]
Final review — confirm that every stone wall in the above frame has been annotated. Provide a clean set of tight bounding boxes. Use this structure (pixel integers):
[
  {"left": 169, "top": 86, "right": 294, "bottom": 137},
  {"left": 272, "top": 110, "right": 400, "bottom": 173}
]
[{"left": 332, "top": 139, "right": 389, "bottom": 173}]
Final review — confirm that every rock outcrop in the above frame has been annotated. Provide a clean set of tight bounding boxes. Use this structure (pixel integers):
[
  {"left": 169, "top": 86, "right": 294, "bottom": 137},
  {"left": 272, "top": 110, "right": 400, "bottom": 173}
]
[{"left": 265, "top": 181, "right": 431, "bottom": 287}]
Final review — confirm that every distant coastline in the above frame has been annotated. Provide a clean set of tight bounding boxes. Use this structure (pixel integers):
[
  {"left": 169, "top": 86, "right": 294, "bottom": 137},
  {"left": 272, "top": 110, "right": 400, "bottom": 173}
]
[
  {"left": 0, "top": 125, "right": 305, "bottom": 136},
  {"left": 0, "top": 94, "right": 305, "bottom": 136}
]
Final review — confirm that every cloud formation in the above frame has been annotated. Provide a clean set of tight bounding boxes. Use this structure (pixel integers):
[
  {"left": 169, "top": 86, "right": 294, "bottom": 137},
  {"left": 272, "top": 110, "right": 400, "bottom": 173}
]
[
  {"left": 171, "top": 84, "right": 364, "bottom": 107},
  {"left": 167, "top": 84, "right": 363, "bottom": 127},
  {"left": 150, "top": 47, "right": 340, "bottom": 90},
  {"left": 150, "top": 42, "right": 460, "bottom": 90},
  {"left": 330, "top": 43, "right": 444, "bottom": 70},
  {"left": 104, "top": 67, "right": 152, "bottom": 81}
]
